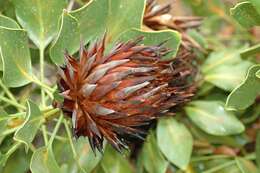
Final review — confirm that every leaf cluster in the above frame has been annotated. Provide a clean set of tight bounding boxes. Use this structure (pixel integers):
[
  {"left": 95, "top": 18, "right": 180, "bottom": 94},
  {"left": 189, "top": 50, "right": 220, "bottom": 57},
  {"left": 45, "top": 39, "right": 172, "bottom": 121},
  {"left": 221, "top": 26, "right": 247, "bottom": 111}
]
[{"left": 0, "top": 0, "right": 259, "bottom": 173}]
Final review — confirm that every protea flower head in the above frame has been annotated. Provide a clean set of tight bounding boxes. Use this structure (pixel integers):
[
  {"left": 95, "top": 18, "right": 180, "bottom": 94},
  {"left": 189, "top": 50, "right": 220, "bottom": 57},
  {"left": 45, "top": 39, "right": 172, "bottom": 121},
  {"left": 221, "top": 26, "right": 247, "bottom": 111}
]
[
  {"left": 144, "top": 0, "right": 202, "bottom": 32},
  {"left": 144, "top": 0, "right": 203, "bottom": 51},
  {"left": 57, "top": 35, "right": 195, "bottom": 153}
]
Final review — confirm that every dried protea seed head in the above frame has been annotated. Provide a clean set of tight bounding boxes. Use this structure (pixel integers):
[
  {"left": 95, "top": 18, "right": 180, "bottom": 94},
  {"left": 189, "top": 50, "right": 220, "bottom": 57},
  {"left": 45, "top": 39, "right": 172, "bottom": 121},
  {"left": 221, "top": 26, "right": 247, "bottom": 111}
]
[
  {"left": 144, "top": 0, "right": 202, "bottom": 32},
  {"left": 57, "top": 35, "right": 195, "bottom": 153},
  {"left": 144, "top": 0, "right": 203, "bottom": 51},
  {"left": 144, "top": 0, "right": 171, "bottom": 21}
]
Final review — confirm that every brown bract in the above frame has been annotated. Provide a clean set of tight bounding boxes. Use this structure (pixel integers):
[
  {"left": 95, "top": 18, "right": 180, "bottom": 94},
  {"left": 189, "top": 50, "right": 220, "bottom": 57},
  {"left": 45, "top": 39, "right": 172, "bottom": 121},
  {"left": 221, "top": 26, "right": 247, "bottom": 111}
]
[{"left": 57, "top": 35, "right": 195, "bottom": 153}]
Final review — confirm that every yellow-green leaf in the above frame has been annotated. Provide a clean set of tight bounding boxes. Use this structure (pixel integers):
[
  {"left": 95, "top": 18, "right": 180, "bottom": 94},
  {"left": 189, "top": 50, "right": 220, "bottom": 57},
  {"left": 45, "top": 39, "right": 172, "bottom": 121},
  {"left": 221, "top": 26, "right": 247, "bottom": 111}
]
[
  {"left": 202, "top": 50, "right": 253, "bottom": 91},
  {"left": 230, "top": 1, "right": 260, "bottom": 28},
  {"left": 157, "top": 118, "right": 192, "bottom": 170},
  {"left": 141, "top": 132, "right": 168, "bottom": 173},
  {"left": 49, "top": 11, "right": 80, "bottom": 65},
  {"left": 101, "top": 145, "right": 133, "bottom": 173},
  {"left": 185, "top": 101, "right": 245, "bottom": 136},
  {"left": 71, "top": 0, "right": 145, "bottom": 43},
  {"left": 235, "top": 157, "right": 258, "bottom": 173},
  {"left": 116, "top": 29, "right": 181, "bottom": 60},
  {"left": 0, "top": 108, "right": 8, "bottom": 136},
  {"left": 0, "top": 14, "right": 20, "bottom": 29},
  {"left": 0, "top": 27, "right": 32, "bottom": 87},
  {"left": 74, "top": 137, "right": 102, "bottom": 173},
  {"left": 12, "top": 0, "right": 67, "bottom": 48},
  {"left": 249, "top": 0, "right": 260, "bottom": 18},
  {"left": 50, "top": 0, "right": 146, "bottom": 64},
  {"left": 30, "top": 147, "right": 61, "bottom": 173},
  {"left": 0, "top": 142, "right": 21, "bottom": 167},
  {"left": 256, "top": 131, "right": 260, "bottom": 169},
  {"left": 14, "top": 101, "right": 42, "bottom": 150},
  {"left": 0, "top": 14, "right": 20, "bottom": 71},
  {"left": 226, "top": 64, "right": 260, "bottom": 110}
]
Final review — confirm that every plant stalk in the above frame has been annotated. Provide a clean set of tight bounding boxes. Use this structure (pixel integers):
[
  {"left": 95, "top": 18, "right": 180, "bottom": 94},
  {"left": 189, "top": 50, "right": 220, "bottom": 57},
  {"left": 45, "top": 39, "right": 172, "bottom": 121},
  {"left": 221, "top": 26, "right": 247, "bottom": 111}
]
[
  {"left": 48, "top": 114, "right": 63, "bottom": 147},
  {"left": 0, "top": 95, "right": 26, "bottom": 110},
  {"left": 39, "top": 47, "right": 46, "bottom": 107},
  {"left": 64, "top": 119, "right": 77, "bottom": 157},
  {"left": 0, "top": 79, "right": 17, "bottom": 104}
]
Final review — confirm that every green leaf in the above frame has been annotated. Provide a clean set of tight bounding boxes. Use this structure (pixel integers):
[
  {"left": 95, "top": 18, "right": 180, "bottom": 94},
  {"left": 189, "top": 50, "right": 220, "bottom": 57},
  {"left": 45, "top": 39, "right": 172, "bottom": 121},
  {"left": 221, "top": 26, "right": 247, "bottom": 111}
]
[
  {"left": 0, "top": 0, "right": 15, "bottom": 19},
  {"left": 0, "top": 108, "right": 8, "bottom": 135},
  {"left": 230, "top": 1, "right": 260, "bottom": 28},
  {"left": 12, "top": 0, "right": 67, "bottom": 48},
  {"left": 14, "top": 101, "right": 42, "bottom": 150},
  {"left": 50, "top": 0, "right": 146, "bottom": 64},
  {"left": 256, "top": 131, "right": 260, "bottom": 169},
  {"left": 0, "top": 14, "right": 27, "bottom": 75},
  {"left": 187, "top": 29, "right": 208, "bottom": 49},
  {"left": 197, "top": 82, "right": 215, "bottom": 97},
  {"left": 116, "top": 29, "right": 181, "bottom": 60},
  {"left": 249, "top": 0, "right": 260, "bottom": 16},
  {"left": 53, "top": 137, "right": 101, "bottom": 173},
  {"left": 92, "top": 165, "right": 106, "bottom": 173},
  {"left": 202, "top": 50, "right": 242, "bottom": 69},
  {"left": 101, "top": 145, "right": 133, "bottom": 173},
  {"left": 185, "top": 101, "right": 245, "bottom": 136},
  {"left": 49, "top": 11, "right": 80, "bottom": 64},
  {"left": 189, "top": 124, "right": 248, "bottom": 148},
  {"left": 30, "top": 146, "right": 62, "bottom": 173},
  {"left": 204, "top": 62, "right": 252, "bottom": 91},
  {"left": 53, "top": 89, "right": 64, "bottom": 103},
  {"left": 52, "top": 0, "right": 107, "bottom": 61},
  {"left": 226, "top": 64, "right": 260, "bottom": 110},
  {"left": 235, "top": 157, "right": 258, "bottom": 173},
  {"left": 202, "top": 50, "right": 253, "bottom": 91},
  {"left": 156, "top": 118, "right": 192, "bottom": 170},
  {"left": 72, "top": 0, "right": 145, "bottom": 43},
  {"left": 241, "top": 44, "right": 260, "bottom": 59},
  {"left": 74, "top": 137, "right": 102, "bottom": 173},
  {"left": 141, "top": 132, "right": 168, "bottom": 173},
  {"left": 183, "top": 0, "right": 225, "bottom": 16},
  {"left": 201, "top": 158, "right": 258, "bottom": 173},
  {"left": 0, "top": 142, "right": 21, "bottom": 167},
  {"left": 0, "top": 14, "right": 20, "bottom": 29},
  {"left": 256, "top": 69, "right": 260, "bottom": 78},
  {"left": 0, "top": 27, "right": 32, "bottom": 87},
  {"left": 0, "top": 148, "right": 31, "bottom": 173}
]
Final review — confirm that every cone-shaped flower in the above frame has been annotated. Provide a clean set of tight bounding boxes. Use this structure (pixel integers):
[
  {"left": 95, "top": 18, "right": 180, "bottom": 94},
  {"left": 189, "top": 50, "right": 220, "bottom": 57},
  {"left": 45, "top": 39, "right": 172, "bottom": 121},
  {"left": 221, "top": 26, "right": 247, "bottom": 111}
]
[{"left": 57, "top": 36, "right": 195, "bottom": 153}]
